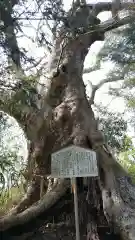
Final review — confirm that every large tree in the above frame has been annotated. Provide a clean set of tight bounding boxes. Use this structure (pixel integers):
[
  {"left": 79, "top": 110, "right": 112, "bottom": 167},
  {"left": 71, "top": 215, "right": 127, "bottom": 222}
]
[{"left": 0, "top": 0, "right": 135, "bottom": 240}]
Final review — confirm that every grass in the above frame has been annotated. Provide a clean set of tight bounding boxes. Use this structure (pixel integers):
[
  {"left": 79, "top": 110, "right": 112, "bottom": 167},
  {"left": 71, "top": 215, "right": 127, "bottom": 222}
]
[{"left": 0, "top": 184, "right": 25, "bottom": 216}]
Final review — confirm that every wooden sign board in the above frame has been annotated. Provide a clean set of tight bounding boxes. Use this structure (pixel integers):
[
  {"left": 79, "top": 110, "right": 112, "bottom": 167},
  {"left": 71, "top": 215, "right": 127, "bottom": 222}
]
[{"left": 51, "top": 145, "right": 98, "bottom": 178}]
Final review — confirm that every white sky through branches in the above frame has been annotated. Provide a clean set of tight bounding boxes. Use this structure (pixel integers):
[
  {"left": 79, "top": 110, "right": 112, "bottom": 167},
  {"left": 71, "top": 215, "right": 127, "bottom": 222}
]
[
  {"left": 1, "top": 0, "right": 134, "bottom": 157},
  {"left": 17, "top": 0, "right": 126, "bottom": 114},
  {"left": 14, "top": 0, "right": 135, "bottom": 139}
]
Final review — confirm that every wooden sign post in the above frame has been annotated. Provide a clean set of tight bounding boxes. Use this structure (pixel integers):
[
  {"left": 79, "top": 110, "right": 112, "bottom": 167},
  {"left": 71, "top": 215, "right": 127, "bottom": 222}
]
[
  {"left": 51, "top": 145, "right": 98, "bottom": 240},
  {"left": 71, "top": 177, "right": 80, "bottom": 240}
]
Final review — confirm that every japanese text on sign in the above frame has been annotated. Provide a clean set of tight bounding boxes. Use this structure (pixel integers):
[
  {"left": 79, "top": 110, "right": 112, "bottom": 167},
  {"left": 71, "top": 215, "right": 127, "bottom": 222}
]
[{"left": 51, "top": 145, "right": 98, "bottom": 178}]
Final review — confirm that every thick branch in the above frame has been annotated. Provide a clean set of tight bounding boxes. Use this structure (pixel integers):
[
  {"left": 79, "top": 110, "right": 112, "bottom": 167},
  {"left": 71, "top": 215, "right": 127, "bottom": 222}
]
[
  {"left": 98, "top": 14, "right": 135, "bottom": 33},
  {"left": 81, "top": 12, "right": 135, "bottom": 41},
  {"left": 83, "top": 65, "right": 100, "bottom": 74},
  {"left": 88, "top": 1, "right": 135, "bottom": 16},
  {"left": 11, "top": 0, "right": 19, "bottom": 7},
  {"left": 0, "top": 0, "right": 21, "bottom": 68}
]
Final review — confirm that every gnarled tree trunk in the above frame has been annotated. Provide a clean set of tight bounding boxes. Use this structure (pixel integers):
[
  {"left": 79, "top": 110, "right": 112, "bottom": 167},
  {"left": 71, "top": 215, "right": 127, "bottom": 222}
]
[{"left": 0, "top": 2, "right": 135, "bottom": 240}]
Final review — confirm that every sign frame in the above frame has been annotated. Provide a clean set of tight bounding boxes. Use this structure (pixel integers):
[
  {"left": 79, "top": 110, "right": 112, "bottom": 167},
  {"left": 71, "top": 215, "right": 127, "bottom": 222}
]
[{"left": 51, "top": 145, "right": 98, "bottom": 178}]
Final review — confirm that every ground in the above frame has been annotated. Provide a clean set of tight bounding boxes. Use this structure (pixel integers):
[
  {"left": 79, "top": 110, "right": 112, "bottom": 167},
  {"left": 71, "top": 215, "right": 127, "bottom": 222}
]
[{"left": 0, "top": 185, "right": 122, "bottom": 240}]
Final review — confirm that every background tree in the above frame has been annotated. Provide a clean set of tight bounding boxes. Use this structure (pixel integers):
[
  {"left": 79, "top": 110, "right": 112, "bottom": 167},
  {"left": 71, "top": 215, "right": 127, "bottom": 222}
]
[
  {"left": 96, "top": 107, "right": 127, "bottom": 153},
  {"left": 0, "top": 112, "right": 27, "bottom": 215},
  {"left": 96, "top": 11, "right": 135, "bottom": 127}
]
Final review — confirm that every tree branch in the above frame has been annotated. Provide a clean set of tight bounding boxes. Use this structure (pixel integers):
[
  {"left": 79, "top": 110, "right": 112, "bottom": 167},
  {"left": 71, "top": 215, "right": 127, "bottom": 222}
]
[
  {"left": 11, "top": 0, "right": 19, "bottom": 7},
  {"left": 99, "top": 14, "right": 135, "bottom": 32},
  {"left": 89, "top": 75, "right": 124, "bottom": 104},
  {"left": 82, "top": 13, "right": 135, "bottom": 39},
  {"left": 87, "top": 1, "right": 135, "bottom": 16},
  {"left": 88, "top": 63, "right": 132, "bottom": 104},
  {"left": 83, "top": 65, "right": 100, "bottom": 74}
]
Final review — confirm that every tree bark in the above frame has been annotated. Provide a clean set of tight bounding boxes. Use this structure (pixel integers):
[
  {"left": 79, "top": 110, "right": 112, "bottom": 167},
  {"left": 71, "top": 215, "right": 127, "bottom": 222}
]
[{"left": 1, "top": 3, "right": 135, "bottom": 240}]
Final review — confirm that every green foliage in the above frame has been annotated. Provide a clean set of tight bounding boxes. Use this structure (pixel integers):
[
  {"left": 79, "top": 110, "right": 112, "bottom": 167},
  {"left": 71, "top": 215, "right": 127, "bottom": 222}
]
[
  {"left": 124, "top": 76, "right": 135, "bottom": 89},
  {"left": 96, "top": 17, "right": 135, "bottom": 185},
  {"left": 121, "top": 135, "right": 134, "bottom": 152},
  {"left": 119, "top": 152, "right": 135, "bottom": 183},
  {"left": 127, "top": 97, "right": 135, "bottom": 108},
  {"left": 0, "top": 112, "right": 27, "bottom": 191},
  {"left": 99, "top": 21, "right": 135, "bottom": 65},
  {"left": 118, "top": 135, "right": 135, "bottom": 183},
  {"left": 0, "top": 184, "right": 25, "bottom": 216},
  {"left": 12, "top": 81, "right": 39, "bottom": 108},
  {"left": 0, "top": 112, "right": 27, "bottom": 214},
  {"left": 0, "top": 74, "right": 40, "bottom": 126},
  {"left": 96, "top": 106, "right": 127, "bottom": 152},
  {"left": 97, "top": 106, "right": 135, "bottom": 182},
  {"left": 98, "top": 20, "right": 135, "bottom": 113},
  {"left": 128, "top": 163, "right": 135, "bottom": 183}
]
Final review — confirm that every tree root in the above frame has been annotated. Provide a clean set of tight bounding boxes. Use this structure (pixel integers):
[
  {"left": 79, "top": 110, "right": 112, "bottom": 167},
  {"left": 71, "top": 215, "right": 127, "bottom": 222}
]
[
  {"left": 6, "top": 177, "right": 41, "bottom": 216},
  {"left": 96, "top": 145, "right": 135, "bottom": 240},
  {"left": 0, "top": 179, "right": 70, "bottom": 231}
]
